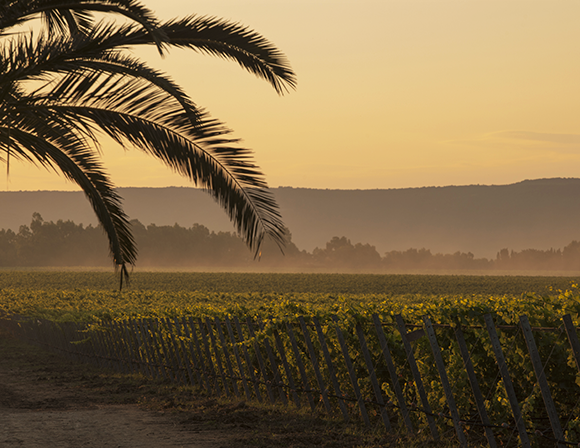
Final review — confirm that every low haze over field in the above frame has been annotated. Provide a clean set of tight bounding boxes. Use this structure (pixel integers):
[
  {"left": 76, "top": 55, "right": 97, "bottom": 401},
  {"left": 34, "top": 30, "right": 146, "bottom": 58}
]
[{"left": 3, "top": 1, "right": 579, "bottom": 192}]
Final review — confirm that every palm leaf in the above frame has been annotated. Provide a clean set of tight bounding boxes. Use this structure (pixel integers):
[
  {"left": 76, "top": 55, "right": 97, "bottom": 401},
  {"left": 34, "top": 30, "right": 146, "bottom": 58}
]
[
  {"left": 0, "top": 118, "right": 136, "bottom": 280},
  {"left": 46, "top": 78, "right": 285, "bottom": 252},
  {"left": 0, "top": 1, "right": 295, "bottom": 282},
  {"left": 95, "top": 17, "right": 297, "bottom": 94},
  {"left": 0, "top": 0, "right": 166, "bottom": 51}
]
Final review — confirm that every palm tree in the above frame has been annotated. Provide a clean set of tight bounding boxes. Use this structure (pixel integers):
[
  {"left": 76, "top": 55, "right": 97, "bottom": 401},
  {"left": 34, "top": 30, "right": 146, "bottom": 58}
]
[{"left": 0, "top": 0, "right": 296, "bottom": 287}]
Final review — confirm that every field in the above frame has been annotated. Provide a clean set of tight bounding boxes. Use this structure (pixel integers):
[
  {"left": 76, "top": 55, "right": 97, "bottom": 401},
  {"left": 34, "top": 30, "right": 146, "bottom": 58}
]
[
  {"left": 0, "top": 270, "right": 578, "bottom": 322},
  {"left": 1, "top": 270, "right": 578, "bottom": 294},
  {"left": 2, "top": 271, "right": 580, "bottom": 446}
]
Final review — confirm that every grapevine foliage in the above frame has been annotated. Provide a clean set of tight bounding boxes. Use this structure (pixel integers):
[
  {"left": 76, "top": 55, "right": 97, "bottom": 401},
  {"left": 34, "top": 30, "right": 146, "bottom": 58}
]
[{"left": 1, "top": 272, "right": 580, "bottom": 443}]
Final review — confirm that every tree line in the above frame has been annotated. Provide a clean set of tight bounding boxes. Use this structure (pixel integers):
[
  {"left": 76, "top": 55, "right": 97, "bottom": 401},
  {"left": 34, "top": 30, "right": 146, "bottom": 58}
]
[{"left": 1, "top": 213, "right": 580, "bottom": 272}]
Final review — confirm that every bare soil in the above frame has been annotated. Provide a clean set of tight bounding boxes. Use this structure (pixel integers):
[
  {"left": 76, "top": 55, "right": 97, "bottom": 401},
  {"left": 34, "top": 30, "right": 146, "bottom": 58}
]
[
  {"left": 0, "top": 331, "right": 236, "bottom": 447},
  {"left": 0, "top": 327, "right": 389, "bottom": 448}
]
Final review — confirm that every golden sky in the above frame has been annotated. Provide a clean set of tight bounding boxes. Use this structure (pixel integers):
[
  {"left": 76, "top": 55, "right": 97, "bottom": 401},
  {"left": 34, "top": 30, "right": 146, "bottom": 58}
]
[{"left": 5, "top": 0, "right": 580, "bottom": 191}]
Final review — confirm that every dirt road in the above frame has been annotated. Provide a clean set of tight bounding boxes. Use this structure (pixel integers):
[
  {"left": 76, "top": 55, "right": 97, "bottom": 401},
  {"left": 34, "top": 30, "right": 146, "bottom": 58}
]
[
  {"left": 0, "top": 328, "right": 374, "bottom": 448},
  {"left": 0, "top": 406, "right": 226, "bottom": 447},
  {"left": 0, "top": 330, "right": 235, "bottom": 448}
]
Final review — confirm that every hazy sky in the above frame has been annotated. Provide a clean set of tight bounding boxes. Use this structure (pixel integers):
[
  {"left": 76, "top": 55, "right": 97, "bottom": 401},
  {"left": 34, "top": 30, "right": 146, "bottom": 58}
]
[{"left": 5, "top": 0, "right": 580, "bottom": 191}]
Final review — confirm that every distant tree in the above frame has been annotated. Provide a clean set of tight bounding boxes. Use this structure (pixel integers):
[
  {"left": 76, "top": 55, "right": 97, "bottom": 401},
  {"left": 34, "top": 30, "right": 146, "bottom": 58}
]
[
  {"left": 383, "top": 248, "right": 433, "bottom": 269},
  {"left": 132, "top": 221, "right": 249, "bottom": 267},
  {"left": 0, "top": 0, "right": 296, "bottom": 285},
  {"left": 0, "top": 228, "right": 17, "bottom": 266},
  {"left": 508, "top": 248, "right": 562, "bottom": 270},
  {"left": 12, "top": 213, "right": 108, "bottom": 266},
  {"left": 382, "top": 247, "right": 490, "bottom": 271},
  {"left": 562, "top": 241, "right": 580, "bottom": 269},
  {"left": 253, "top": 227, "right": 306, "bottom": 267},
  {"left": 313, "top": 236, "right": 381, "bottom": 270},
  {"left": 0, "top": 215, "right": 310, "bottom": 268},
  {"left": 496, "top": 248, "right": 511, "bottom": 267}
]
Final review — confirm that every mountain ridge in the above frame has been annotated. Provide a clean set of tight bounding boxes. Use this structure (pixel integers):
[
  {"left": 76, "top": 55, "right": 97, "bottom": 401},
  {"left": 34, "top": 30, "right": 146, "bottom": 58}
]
[{"left": 1, "top": 177, "right": 579, "bottom": 258}]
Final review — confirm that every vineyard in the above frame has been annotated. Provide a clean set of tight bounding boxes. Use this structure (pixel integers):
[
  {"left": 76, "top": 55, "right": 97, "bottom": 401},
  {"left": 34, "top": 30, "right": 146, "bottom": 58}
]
[{"left": 1, "top": 271, "right": 580, "bottom": 446}]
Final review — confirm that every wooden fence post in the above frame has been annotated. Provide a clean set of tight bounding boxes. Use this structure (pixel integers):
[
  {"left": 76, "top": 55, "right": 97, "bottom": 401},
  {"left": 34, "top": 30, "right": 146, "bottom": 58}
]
[
  {"left": 205, "top": 317, "right": 230, "bottom": 396},
  {"left": 484, "top": 313, "right": 530, "bottom": 448},
  {"left": 88, "top": 324, "right": 107, "bottom": 371},
  {"left": 99, "top": 321, "right": 116, "bottom": 372},
  {"left": 186, "top": 317, "right": 213, "bottom": 394},
  {"left": 257, "top": 319, "right": 287, "bottom": 404},
  {"left": 395, "top": 314, "right": 439, "bottom": 440},
  {"left": 114, "top": 320, "right": 133, "bottom": 373},
  {"left": 173, "top": 318, "right": 196, "bottom": 387},
  {"left": 453, "top": 323, "right": 497, "bottom": 448},
  {"left": 271, "top": 319, "right": 301, "bottom": 408},
  {"left": 285, "top": 321, "right": 316, "bottom": 410},
  {"left": 197, "top": 317, "right": 221, "bottom": 395},
  {"left": 121, "top": 320, "right": 139, "bottom": 374},
  {"left": 519, "top": 315, "right": 565, "bottom": 447},
  {"left": 139, "top": 319, "right": 161, "bottom": 380},
  {"left": 355, "top": 323, "right": 392, "bottom": 431},
  {"left": 331, "top": 315, "right": 370, "bottom": 426},
  {"left": 95, "top": 323, "right": 115, "bottom": 371},
  {"left": 165, "top": 318, "right": 187, "bottom": 385},
  {"left": 156, "top": 319, "right": 177, "bottom": 382},
  {"left": 234, "top": 316, "right": 262, "bottom": 402},
  {"left": 562, "top": 314, "right": 580, "bottom": 374},
  {"left": 179, "top": 317, "right": 202, "bottom": 388},
  {"left": 372, "top": 314, "right": 414, "bottom": 434},
  {"left": 63, "top": 322, "right": 79, "bottom": 362},
  {"left": 298, "top": 316, "right": 332, "bottom": 413},
  {"left": 214, "top": 317, "right": 239, "bottom": 397},
  {"left": 135, "top": 319, "right": 156, "bottom": 379},
  {"left": 312, "top": 316, "right": 350, "bottom": 421},
  {"left": 225, "top": 316, "right": 252, "bottom": 400},
  {"left": 145, "top": 319, "right": 168, "bottom": 380},
  {"left": 67, "top": 322, "right": 80, "bottom": 361},
  {"left": 105, "top": 321, "right": 124, "bottom": 373},
  {"left": 246, "top": 317, "right": 276, "bottom": 403},
  {"left": 422, "top": 316, "right": 467, "bottom": 446},
  {"left": 123, "top": 320, "right": 143, "bottom": 375},
  {"left": 123, "top": 320, "right": 142, "bottom": 376}
]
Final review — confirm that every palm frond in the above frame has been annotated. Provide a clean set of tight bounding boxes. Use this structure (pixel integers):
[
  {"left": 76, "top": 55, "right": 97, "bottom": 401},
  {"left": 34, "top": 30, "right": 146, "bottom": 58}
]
[
  {"left": 0, "top": 119, "right": 136, "bottom": 273},
  {"left": 0, "top": 2, "right": 294, "bottom": 275},
  {"left": 0, "top": 0, "right": 166, "bottom": 52},
  {"left": 55, "top": 100, "right": 284, "bottom": 253},
  {"left": 2, "top": 30, "right": 285, "bottom": 254},
  {"left": 84, "top": 109, "right": 284, "bottom": 253},
  {"left": 104, "top": 17, "right": 297, "bottom": 94},
  {"left": 1, "top": 28, "right": 207, "bottom": 131}
]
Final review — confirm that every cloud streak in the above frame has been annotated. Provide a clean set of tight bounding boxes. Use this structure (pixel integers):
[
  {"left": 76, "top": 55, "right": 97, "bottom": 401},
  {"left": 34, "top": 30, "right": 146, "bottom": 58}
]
[
  {"left": 488, "top": 131, "right": 580, "bottom": 145},
  {"left": 445, "top": 130, "right": 580, "bottom": 152}
]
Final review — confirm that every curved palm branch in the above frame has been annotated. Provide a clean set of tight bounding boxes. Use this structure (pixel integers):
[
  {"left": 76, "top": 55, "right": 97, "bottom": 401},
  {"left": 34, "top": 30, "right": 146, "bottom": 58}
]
[
  {"left": 23, "top": 18, "right": 297, "bottom": 95},
  {"left": 0, "top": 97, "right": 136, "bottom": 282},
  {"left": 1, "top": 21, "right": 291, "bottom": 267},
  {"left": 1, "top": 5, "right": 296, "bottom": 283},
  {"left": 119, "top": 15, "right": 297, "bottom": 94},
  {"left": 50, "top": 56, "right": 283, "bottom": 249},
  {"left": 0, "top": 0, "right": 165, "bottom": 49}
]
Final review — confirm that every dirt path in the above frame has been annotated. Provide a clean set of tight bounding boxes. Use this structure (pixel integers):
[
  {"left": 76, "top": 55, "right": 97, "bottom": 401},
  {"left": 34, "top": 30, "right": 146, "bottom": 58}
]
[
  {"left": 0, "top": 327, "right": 387, "bottom": 448},
  {"left": 0, "top": 406, "right": 224, "bottom": 447},
  {"left": 0, "top": 330, "right": 235, "bottom": 448}
]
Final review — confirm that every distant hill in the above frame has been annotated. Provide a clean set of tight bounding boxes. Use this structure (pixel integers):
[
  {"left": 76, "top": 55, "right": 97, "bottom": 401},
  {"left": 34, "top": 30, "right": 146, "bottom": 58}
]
[{"left": 2, "top": 178, "right": 580, "bottom": 258}]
